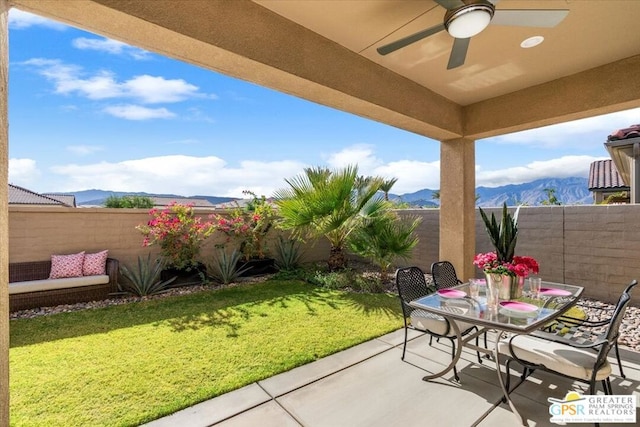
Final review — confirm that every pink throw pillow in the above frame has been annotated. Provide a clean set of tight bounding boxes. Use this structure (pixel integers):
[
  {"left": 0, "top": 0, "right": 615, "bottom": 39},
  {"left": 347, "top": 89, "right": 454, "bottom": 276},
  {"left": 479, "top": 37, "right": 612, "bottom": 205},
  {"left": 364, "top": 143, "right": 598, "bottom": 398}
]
[
  {"left": 83, "top": 250, "right": 108, "bottom": 276},
  {"left": 49, "top": 251, "right": 85, "bottom": 279}
]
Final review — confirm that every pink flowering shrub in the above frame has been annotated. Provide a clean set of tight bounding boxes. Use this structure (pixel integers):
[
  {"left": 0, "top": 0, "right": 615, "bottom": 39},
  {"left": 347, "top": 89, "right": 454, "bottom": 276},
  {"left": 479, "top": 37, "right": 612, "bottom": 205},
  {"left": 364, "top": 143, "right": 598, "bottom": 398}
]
[
  {"left": 209, "top": 191, "right": 276, "bottom": 261},
  {"left": 136, "top": 202, "right": 214, "bottom": 270},
  {"left": 473, "top": 252, "right": 539, "bottom": 277}
]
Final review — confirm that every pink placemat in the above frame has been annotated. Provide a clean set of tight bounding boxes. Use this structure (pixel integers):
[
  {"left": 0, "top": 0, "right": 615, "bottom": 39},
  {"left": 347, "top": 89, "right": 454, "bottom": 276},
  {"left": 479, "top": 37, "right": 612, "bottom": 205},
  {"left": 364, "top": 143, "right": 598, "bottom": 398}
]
[
  {"left": 437, "top": 289, "right": 467, "bottom": 299},
  {"left": 499, "top": 301, "right": 538, "bottom": 313}
]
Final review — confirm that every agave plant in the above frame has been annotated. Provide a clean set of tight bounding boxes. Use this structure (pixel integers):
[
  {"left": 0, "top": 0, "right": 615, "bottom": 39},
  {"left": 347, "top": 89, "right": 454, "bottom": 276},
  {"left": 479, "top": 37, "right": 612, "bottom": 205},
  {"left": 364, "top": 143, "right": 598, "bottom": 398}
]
[
  {"left": 206, "top": 248, "right": 251, "bottom": 285},
  {"left": 119, "top": 254, "right": 176, "bottom": 296},
  {"left": 273, "top": 236, "right": 303, "bottom": 271},
  {"left": 478, "top": 202, "right": 520, "bottom": 264}
]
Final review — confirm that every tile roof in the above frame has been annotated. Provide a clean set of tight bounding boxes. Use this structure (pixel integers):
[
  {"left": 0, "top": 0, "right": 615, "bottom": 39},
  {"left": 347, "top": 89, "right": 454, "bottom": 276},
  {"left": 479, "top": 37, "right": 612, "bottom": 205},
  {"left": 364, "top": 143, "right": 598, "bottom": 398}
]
[
  {"left": 588, "top": 160, "right": 628, "bottom": 190},
  {"left": 42, "top": 193, "right": 76, "bottom": 207},
  {"left": 150, "top": 197, "right": 215, "bottom": 208},
  {"left": 8, "top": 184, "right": 68, "bottom": 206}
]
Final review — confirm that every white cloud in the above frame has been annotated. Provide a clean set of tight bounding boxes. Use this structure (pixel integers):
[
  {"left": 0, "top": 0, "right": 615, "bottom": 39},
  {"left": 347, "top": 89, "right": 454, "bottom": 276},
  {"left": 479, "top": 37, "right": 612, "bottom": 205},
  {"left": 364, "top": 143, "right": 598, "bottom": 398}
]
[
  {"left": 66, "top": 145, "right": 105, "bottom": 156},
  {"left": 324, "top": 144, "right": 439, "bottom": 193},
  {"left": 8, "top": 9, "right": 68, "bottom": 30},
  {"left": 9, "top": 158, "right": 41, "bottom": 186},
  {"left": 103, "top": 104, "right": 176, "bottom": 120},
  {"left": 50, "top": 155, "right": 307, "bottom": 198},
  {"left": 21, "top": 58, "right": 211, "bottom": 104},
  {"left": 374, "top": 160, "right": 440, "bottom": 193},
  {"left": 325, "top": 144, "right": 383, "bottom": 173},
  {"left": 489, "top": 108, "right": 640, "bottom": 148},
  {"left": 72, "top": 37, "right": 151, "bottom": 60},
  {"left": 476, "top": 155, "right": 606, "bottom": 188}
]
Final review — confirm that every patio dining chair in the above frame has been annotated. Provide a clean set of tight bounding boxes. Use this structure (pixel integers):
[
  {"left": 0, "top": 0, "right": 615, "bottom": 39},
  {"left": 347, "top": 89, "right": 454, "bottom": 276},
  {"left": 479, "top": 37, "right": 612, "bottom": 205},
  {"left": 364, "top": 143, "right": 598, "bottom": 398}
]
[
  {"left": 431, "top": 260, "right": 463, "bottom": 289},
  {"left": 533, "top": 279, "right": 638, "bottom": 379},
  {"left": 497, "top": 279, "right": 636, "bottom": 398},
  {"left": 395, "top": 266, "right": 482, "bottom": 382}
]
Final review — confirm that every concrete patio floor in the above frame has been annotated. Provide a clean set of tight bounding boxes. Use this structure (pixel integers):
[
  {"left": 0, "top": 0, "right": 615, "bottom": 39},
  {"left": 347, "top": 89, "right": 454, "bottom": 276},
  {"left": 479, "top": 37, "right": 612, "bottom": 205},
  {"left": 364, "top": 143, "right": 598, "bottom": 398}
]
[{"left": 145, "top": 329, "right": 640, "bottom": 427}]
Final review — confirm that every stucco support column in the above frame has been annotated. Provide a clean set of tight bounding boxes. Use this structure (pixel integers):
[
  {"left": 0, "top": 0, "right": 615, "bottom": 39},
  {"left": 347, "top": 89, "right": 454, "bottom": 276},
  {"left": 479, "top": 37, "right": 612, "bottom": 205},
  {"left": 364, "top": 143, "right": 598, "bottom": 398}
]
[
  {"left": 440, "top": 138, "right": 476, "bottom": 281},
  {"left": 0, "top": 1, "right": 8, "bottom": 425}
]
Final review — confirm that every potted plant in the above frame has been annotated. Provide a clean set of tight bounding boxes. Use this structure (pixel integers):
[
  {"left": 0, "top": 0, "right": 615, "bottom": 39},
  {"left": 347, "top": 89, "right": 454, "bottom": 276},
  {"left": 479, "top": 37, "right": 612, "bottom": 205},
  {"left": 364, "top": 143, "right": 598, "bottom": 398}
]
[
  {"left": 136, "top": 202, "right": 214, "bottom": 283},
  {"left": 474, "top": 203, "right": 539, "bottom": 299},
  {"left": 209, "top": 191, "right": 277, "bottom": 276}
]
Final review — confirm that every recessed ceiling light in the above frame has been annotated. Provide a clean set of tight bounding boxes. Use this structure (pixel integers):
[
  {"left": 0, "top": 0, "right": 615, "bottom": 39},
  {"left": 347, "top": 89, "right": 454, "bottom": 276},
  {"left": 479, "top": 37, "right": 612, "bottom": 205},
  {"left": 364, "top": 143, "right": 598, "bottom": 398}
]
[{"left": 521, "top": 36, "right": 544, "bottom": 48}]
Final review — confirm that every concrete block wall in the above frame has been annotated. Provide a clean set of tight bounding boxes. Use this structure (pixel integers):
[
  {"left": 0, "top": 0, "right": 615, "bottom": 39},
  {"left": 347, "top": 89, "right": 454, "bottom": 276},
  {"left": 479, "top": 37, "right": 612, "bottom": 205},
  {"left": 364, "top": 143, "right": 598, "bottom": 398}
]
[
  {"left": 8, "top": 206, "right": 330, "bottom": 270},
  {"left": 8, "top": 205, "right": 640, "bottom": 305}
]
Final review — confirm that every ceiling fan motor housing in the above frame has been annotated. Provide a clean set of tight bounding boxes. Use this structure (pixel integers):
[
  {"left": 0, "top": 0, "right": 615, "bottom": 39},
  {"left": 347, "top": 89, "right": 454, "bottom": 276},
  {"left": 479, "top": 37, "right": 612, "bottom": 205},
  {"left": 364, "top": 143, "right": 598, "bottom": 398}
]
[{"left": 444, "top": 0, "right": 495, "bottom": 38}]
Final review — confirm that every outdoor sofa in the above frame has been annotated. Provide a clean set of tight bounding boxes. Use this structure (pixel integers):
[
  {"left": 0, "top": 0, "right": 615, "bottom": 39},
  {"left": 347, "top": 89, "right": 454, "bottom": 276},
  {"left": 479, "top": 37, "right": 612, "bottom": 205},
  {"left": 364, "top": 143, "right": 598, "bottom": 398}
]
[{"left": 8, "top": 256, "right": 119, "bottom": 312}]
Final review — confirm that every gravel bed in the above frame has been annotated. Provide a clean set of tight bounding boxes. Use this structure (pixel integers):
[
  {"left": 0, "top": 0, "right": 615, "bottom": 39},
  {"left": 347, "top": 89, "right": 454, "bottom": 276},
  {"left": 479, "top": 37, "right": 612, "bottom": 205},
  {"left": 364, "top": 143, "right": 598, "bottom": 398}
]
[{"left": 9, "top": 273, "right": 640, "bottom": 353}]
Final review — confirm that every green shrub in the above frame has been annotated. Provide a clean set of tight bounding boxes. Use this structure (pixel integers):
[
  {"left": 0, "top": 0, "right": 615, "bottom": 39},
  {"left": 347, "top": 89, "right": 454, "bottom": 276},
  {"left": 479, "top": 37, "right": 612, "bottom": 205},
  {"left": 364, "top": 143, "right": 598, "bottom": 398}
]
[
  {"left": 119, "top": 254, "right": 176, "bottom": 296},
  {"left": 104, "top": 195, "right": 154, "bottom": 208}
]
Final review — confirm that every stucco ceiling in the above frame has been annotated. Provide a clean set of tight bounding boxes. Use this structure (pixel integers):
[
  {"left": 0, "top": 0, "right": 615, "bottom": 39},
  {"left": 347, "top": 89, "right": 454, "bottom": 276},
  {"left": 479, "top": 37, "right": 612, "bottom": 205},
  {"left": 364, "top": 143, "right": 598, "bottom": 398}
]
[
  {"left": 258, "top": 0, "right": 640, "bottom": 106},
  {"left": 9, "top": 0, "right": 640, "bottom": 142}
]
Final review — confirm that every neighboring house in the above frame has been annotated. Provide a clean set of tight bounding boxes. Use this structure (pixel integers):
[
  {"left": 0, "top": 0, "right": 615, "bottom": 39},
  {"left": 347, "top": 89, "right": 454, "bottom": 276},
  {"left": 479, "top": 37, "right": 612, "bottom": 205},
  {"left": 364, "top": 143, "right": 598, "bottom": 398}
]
[
  {"left": 588, "top": 160, "right": 629, "bottom": 204},
  {"left": 8, "top": 184, "right": 74, "bottom": 207},
  {"left": 150, "top": 197, "right": 216, "bottom": 209}
]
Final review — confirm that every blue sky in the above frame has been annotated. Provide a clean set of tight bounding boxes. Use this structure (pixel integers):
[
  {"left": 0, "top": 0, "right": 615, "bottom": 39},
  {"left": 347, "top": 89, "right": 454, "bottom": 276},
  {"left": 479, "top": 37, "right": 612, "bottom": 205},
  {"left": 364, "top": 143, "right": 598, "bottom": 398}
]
[{"left": 7, "top": 9, "right": 639, "bottom": 198}]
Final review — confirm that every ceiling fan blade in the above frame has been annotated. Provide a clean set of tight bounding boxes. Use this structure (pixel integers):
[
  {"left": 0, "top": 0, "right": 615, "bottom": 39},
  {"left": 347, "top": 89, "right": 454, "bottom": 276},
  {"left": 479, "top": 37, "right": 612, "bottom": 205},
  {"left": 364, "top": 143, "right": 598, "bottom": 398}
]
[
  {"left": 491, "top": 9, "right": 569, "bottom": 27},
  {"left": 447, "top": 37, "right": 470, "bottom": 70},
  {"left": 377, "top": 23, "right": 445, "bottom": 56},
  {"left": 434, "top": 0, "right": 466, "bottom": 11}
]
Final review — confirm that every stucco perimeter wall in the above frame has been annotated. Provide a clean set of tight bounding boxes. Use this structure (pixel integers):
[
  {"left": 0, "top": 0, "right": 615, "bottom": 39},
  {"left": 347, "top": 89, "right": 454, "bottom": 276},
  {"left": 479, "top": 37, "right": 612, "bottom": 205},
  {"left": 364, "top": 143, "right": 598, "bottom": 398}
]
[
  {"left": 8, "top": 207, "right": 330, "bottom": 269},
  {"left": 470, "top": 205, "right": 639, "bottom": 305},
  {"left": 8, "top": 205, "right": 640, "bottom": 305}
]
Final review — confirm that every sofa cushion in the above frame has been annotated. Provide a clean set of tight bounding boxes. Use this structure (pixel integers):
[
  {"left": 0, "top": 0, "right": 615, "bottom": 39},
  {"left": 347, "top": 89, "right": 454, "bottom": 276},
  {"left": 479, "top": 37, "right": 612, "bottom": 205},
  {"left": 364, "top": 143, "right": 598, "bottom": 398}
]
[
  {"left": 83, "top": 250, "right": 108, "bottom": 276},
  {"left": 9, "top": 275, "right": 110, "bottom": 295},
  {"left": 49, "top": 252, "right": 85, "bottom": 279}
]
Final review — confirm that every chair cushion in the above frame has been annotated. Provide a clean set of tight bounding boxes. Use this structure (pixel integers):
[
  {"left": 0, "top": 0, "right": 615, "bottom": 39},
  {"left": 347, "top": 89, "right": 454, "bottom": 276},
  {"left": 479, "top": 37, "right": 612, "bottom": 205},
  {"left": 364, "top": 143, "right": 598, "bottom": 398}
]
[
  {"left": 497, "top": 334, "right": 611, "bottom": 381},
  {"left": 411, "top": 310, "right": 476, "bottom": 337}
]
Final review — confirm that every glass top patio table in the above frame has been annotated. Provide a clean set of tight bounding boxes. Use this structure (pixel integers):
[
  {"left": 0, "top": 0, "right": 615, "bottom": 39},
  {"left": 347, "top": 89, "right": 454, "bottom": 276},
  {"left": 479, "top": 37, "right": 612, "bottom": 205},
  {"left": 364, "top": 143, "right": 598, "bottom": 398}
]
[
  {"left": 409, "top": 280, "right": 583, "bottom": 426},
  {"left": 409, "top": 280, "right": 584, "bottom": 334}
]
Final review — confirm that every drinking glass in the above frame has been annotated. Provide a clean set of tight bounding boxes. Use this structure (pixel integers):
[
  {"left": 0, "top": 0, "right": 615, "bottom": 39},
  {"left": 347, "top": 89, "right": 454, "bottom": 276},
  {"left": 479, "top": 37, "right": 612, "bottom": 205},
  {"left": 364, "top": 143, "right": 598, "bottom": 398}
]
[
  {"left": 468, "top": 278, "right": 480, "bottom": 299},
  {"left": 528, "top": 277, "right": 542, "bottom": 299},
  {"left": 485, "top": 279, "right": 500, "bottom": 312}
]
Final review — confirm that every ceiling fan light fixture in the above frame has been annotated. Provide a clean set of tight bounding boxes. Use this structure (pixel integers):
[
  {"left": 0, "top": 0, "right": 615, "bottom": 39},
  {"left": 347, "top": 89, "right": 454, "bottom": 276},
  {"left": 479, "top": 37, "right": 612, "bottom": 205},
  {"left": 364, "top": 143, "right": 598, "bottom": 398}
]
[
  {"left": 445, "top": 2, "right": 495, "bottom": 39},
  {"left": 520, "top": 35, "right": 544, "bottom": 48}
]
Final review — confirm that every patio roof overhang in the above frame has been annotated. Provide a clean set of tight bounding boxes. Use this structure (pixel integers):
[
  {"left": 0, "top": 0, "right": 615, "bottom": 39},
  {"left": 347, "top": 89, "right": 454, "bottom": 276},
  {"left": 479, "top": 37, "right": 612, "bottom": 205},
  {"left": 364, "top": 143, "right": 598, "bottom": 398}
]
[
  {"left": 9, "top": 0, "right": 640, "bottom": 142},
  {"left": 605, "top": 137, "right": 640, "bottom": 204}
]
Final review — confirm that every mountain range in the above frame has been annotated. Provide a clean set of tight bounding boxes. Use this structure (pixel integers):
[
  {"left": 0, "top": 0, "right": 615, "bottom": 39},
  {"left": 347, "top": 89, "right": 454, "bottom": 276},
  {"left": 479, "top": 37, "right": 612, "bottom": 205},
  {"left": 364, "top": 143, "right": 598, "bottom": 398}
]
[
  {"left": 62, "top": 177, "right": 593, "bottom": 207},
  {"left": 396, "top": 177, "right": 593, "bottom": 207}
]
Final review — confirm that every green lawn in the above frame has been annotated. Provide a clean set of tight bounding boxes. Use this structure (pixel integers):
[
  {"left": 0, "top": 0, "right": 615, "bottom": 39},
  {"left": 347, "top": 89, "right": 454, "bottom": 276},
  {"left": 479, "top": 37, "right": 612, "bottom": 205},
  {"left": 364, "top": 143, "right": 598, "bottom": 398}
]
[{"left": 10, "top": 280, "right": 403, "bottom": 426}]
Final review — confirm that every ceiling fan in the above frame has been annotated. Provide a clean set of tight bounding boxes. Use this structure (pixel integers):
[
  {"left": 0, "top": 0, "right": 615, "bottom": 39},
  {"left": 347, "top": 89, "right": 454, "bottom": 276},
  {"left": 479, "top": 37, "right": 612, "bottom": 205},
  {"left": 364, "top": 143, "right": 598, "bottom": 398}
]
[{"left": 377, "top": 0, "right": 569, "bottom": 69}]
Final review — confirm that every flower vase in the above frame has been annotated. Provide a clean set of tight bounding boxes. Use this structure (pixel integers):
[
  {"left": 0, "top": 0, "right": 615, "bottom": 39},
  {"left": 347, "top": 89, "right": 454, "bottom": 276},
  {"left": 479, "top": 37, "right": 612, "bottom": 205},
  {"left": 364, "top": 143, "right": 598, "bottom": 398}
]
[
  {"left": 485, "top": 273, "right": 523, "bottom": 300},
  {"left": 511, "top": 275, "right": 524, "bottom": 299}
]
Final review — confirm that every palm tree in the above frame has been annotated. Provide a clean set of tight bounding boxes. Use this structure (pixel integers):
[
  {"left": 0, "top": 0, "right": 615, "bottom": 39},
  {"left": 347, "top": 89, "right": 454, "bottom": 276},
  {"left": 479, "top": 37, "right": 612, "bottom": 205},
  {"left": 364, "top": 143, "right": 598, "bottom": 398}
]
[
  {"left": 380, "top": 178, "right": 398, "bottom": 201},
  {"left": 348, "top": 211, "right": 421, "bottom": 279},
  {"left": 541, "top": 188, "right": 561, "bottom": 205},
  {"left": 274, "top": 165, "right": 387, "bottom": 271}
]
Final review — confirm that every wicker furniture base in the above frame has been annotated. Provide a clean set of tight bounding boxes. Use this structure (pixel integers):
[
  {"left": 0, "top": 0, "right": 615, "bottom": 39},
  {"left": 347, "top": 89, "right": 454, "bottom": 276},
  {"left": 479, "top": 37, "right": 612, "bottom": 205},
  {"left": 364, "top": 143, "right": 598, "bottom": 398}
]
[{"left": 9, "top": 258, "right": 119, "bottom": 312}]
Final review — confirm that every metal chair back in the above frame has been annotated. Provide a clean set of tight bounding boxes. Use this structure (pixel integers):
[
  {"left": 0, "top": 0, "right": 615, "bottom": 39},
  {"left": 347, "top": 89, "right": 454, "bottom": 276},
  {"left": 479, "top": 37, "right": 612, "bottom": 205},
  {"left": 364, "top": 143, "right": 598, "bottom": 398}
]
[{"left": 431, "top": 261, "right": 462, "bottom": 289}]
